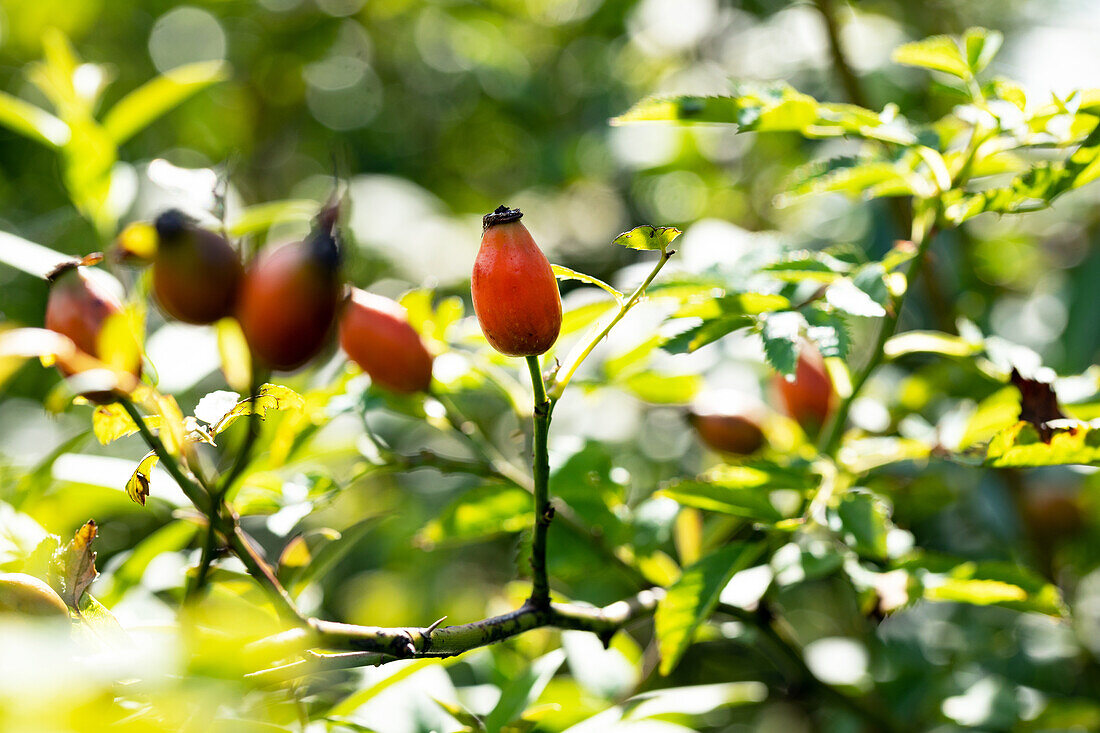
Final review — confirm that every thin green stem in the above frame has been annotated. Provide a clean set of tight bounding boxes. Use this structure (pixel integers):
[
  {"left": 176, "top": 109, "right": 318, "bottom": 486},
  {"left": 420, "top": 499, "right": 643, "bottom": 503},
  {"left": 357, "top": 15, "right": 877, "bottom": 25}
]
[
  {"left": 526, "top": 354, "right": 553, "bottom": 608},
  {"left": 190, "top": 372, "right": 268, "bottom": 598},
  {"left": 186, "top": 518, "right": 219, "bottom": 601},
  {"left": 817, "top": 208, "right": 938, "bottom": 457},
  {"left": 119, "top": 397, "right": 304, "bottom": 624},
  {"left": 226, "top": 517, "right": 306, "bottom": 624},
  {"left": 429, "top": 392, "right": 650, "bottom": 589},
  {"left": 548, "top": 249, "right": 673, "bottom": 400}
]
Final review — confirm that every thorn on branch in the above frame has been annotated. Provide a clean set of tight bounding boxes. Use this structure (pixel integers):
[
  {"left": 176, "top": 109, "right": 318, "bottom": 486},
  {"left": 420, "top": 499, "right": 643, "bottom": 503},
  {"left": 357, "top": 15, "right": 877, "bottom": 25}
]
[{"left": 538, "top": 504, "right": 555, "bottom": 526}]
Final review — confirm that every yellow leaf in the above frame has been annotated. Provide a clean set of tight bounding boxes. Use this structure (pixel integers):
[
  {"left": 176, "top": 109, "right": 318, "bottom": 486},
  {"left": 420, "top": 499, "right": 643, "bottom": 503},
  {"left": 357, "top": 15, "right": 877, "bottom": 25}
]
[
  {"left": 95, "top": 306, "right": 143, "bottom": 375},
  {"left": 115, "top": 221, "right": 158, "bottom": 261},
  {"left": 278, "top": 535, "right": 312, "bottom": 568},
  {"left": 211, "top": 383, "right": 304, "bottom": 435},
  {"left": 92, "top": 403, "right": 137, "bottom": 444},
  {"left": 125, "top": 450, "right": 159, "bottom": 506},
  {"left": 136, "top": 387, "right": 186, "bottom": 455},
  {"left": 216, "top": 318, "right": 251, "bottom": 392}
]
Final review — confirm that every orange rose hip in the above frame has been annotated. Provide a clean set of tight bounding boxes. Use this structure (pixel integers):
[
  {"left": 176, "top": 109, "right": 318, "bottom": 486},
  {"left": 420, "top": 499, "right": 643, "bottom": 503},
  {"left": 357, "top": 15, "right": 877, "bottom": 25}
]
[
  {"left": 339, "top": 288, "right": 434, "bottom": 394},
  {"left": 472, "top": 206, "right": 562, "bottom": 358},
  {"left": 773, "top": 345, "right": 834, "bottom": 433}
]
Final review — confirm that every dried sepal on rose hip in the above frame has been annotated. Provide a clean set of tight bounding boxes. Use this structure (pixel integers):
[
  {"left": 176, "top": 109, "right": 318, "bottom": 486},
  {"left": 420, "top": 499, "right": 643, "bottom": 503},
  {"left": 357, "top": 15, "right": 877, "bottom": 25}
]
[
  {"left": 44, "top": 253, "right": 141, "bottom": 402},
  {"left": 471, "top": 206, "right": 562, "bottom": 358},
  {"left": 339, "top": 288, "right": 434, "bottom": 394},
  {"left": 237, "top": 201, "right": 343, "bottom": 371},
  {"left": 151, "top": 209, "right": 242, "bottom": 325}
]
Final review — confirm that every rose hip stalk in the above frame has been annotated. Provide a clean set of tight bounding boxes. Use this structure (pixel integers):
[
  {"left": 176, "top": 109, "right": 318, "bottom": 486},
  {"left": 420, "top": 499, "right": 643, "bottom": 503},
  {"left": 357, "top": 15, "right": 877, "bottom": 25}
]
[
  {"left": 237, "top": 203, "right": 343, "bottom": 371},
  {"left": 339, "top": 288, "right": 434, "bottom": 394},
  {"left": 472, "top": 206, "right": 561, "bottom": 358}
]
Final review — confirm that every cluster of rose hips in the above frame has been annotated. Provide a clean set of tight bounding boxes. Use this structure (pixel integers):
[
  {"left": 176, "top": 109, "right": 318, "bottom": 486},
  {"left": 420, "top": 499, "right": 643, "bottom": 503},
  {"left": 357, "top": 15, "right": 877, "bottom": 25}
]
[
  {"left": 44, "top": 185, "right": 828, "bottom": 464},
  {"left": 43, "top": 202, "right": 561, "bottom": 400}
]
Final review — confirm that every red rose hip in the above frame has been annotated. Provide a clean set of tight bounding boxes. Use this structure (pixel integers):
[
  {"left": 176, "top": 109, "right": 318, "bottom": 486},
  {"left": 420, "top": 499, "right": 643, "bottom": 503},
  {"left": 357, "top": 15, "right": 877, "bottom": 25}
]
[
  {"left": 237, "top": 204, "right": 343, "bottom": 371},
  {"left": 339, "top": 289, "right": 434, "bottom": 394},
  {"left": 152, "top": 209, "right": 242, "bottom": 325},
  {"left": 472, "top": 206, "right": 562, "bottom": 358}
]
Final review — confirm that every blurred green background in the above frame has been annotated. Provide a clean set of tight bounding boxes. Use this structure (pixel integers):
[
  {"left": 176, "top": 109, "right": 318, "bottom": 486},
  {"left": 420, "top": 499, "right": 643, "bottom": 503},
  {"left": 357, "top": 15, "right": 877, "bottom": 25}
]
[{"left": 4, "top": 0, "right": 1100, "bottom": 731}]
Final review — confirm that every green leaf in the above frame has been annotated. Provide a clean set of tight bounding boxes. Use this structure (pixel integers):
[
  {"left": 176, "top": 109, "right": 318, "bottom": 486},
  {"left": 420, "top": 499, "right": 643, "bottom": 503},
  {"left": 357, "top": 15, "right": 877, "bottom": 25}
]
[
  {"left": 613, "top": 85, "right": 817, "bottom": 132},
  {"left": 944, "top": 125, "right": 1100, "bottom": 223},
  {"left": 963, "top": 27, "right": 1003, "bottom": 74},
  {"left": 984, "top": 421, "right": 1100, "bottom": 467},
  {"left": 561, "top": 300, "right": 617, "bottom": 336},
  {"left": 838, "top": 436, "right": 931, "bottom": 474},
  {"left": 623, "top": 371, "right": 701, "bottom": 404},
  {"left": 399, "top": 289, "right": 463, "bottom": 352},
  {"left": 891, "top": 34, "right": 971, "bottom": 79},
  {"left": 604, "top": 336, "right": 661, "bottom": 379},
  {"left": 825, "top": 278, "right": 887, "bottom": 318},
  {"left": 551, "top": 444, "right": 629, "bottom": 544},
  {"left": 992, "top": 78, "right": 1026, "bottom": 110},
  {"left": 884, "top": 331, "right": 982, "bottom": 359},
  {"left": 102, "top": 61, "right": 229, "bottom": 145},
  {"left": 620, "top": 682, "right": 767, "bottom": 719},
  {"left": 485, "top": 649, "right": 565, "bottom": 731},
  {"left": 98, "top": 520, "right": 198, "bottom": 605},
  {"left": 659, "top": 466, "right": 787, "bottom": 521},
  {"left": 957, "top": 386, "right": 1019, "bottom": 450},
  {"left": 327, "top": 658, "right": 445, "bottom": 717},
  {"left": 613, "top": 225, "right": 681, "bottom": 252},
  {"left": 227, "top": 199, "right": 321, "bottom": 237},
  {"left": 762, "top": 251, "right": 852, "bottom": 283},
  {"left": 12, "top": 430, "right": 91, "bottom": 505},
  {"left": 805, "top": 309, "right": 850, "bottom": 360},
  {"left": 833, "top": 490, "right": 891, "bottom": 560},
  {"left": 760, "top": 311, "right": 806, "bottom": 377},
  {"left": 662, "top": 293, "right": 789, "bottom": 355},
  {"left": 288, "top": 517, "right": 382, "bottom": 592},
  {"left": 655, "top": 542, "right": 758, "bottom": 675},
  {"left": 0, "top": 90, "right": 69, "bottom": 147},
  {"left": 416, "top": 483, "right": 532, "bottom": 549},
  {"left": 780, "top": 157, "right": 911, "bottom": 205},
  {"left": 904, "top": 557, "right": 1065, "bottom": 616},
  {"left": 673, "top": 293, "right": 791, "bottom": 319},
  {"left": 125, "top": 451, "right": 159, "bottom": 506},
  {"left": 210, "top": 383, "right": 304, "bottom": 435},
  {"left": 612, "top": 83, "right": 913, "bottom": 145},
  {"left": 552, "top": 265, "right": 623, "bottom": 301},
  {"left": 661, "top": 316, "right": 748, "bottom": 355}
]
